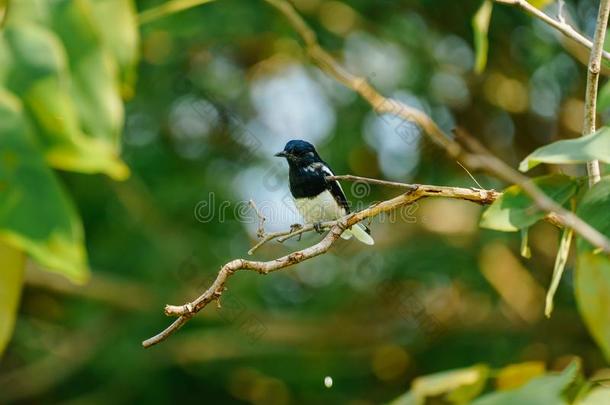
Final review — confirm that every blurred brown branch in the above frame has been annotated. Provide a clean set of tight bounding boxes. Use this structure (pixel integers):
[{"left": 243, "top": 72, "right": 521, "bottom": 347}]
[
  {"left": 25, "top": 264, "right": 154, "bottom": 312},
  {"left": 0, "top": 319, "right": 108, "bottom": 403},
  {"left": 581, "top": 0, "right": 610, "bottom": 185},
  {"left": 495, "top": 0, "right": 610, "bottom": 64}
]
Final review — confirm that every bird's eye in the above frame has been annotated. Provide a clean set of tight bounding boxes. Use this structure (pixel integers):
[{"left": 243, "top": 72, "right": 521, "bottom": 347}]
[{"left": 307, "top": 152, "right": 314, "bottom": 157}]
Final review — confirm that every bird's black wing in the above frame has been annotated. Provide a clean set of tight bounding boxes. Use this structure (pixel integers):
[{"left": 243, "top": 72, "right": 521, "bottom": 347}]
[
  {"left": 317, "top": 162, "right": 351, "bottom": 214},
  {"left": 318, "top": 162, "right": 371, "bottom": 235}
]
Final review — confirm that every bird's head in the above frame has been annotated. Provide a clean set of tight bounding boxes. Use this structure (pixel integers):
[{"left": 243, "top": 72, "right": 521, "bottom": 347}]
[{"left": 275, "top": 140, "right": 321, "bottom": 166}]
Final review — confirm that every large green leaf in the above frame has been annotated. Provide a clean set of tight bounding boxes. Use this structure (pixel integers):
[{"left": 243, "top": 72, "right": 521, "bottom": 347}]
[
  {"left": 480, "top": 174, "right": 581, "bottom": 232},
  {"left": 472, "top": 0, "right": 493, "bottom": 74},
  {"left": 1, "top": 9, "right": 129, "bottom": 179},
  {"left": 575, "top": 177, "right": 610, "bottom": 361},
  {"left": 48, "top": 0, "right": 124, "bottom": 145},
  {"left": 519, "top": 128, "right": 610, "bottom": 172},
  {"left": 0, "top": 241, "right": 25, "bottom": 356},
  {"left": 0, "top": 90, "right": 89, "bottom": 284},
  {"left": 472, "top": 361, "right": 579, "bottom": 405},
  {"left": 89, "top": 0, "right": 139, "bottom": 96}
]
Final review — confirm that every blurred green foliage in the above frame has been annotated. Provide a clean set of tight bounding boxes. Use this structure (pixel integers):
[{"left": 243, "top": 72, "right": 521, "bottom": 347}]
[
  {"left": 2, "top": 0, "right": 610, "bottom": 404},
  {"left": 0, "top": 0, "right": 138, "bottom": 355}
]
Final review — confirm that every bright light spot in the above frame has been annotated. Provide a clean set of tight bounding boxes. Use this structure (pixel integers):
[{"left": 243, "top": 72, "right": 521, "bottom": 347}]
[
  {"left": 483, "top": 72, "right": 528, "bottom": 113},
  {"left": 324, "top": 376, "right": 333, "bottom": 388},
  {"left": 344, "top": 32, "right": 407, "bottom": 91},
  {"left": 363, "top": 91, "right": 424, "bottom": 180},
  {"left": 429, "top": 71, "right": 470, "bottom": 108},
  {"left": 319, "top": 1, "right": 358, "bottom": 35},
  {"left": 250, "top": 64, "right": 335, "bottom": 155}
]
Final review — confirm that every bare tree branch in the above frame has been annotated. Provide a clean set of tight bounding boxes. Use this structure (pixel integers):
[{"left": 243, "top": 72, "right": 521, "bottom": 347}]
[
  {"left": 247, "top": 221, "right": 333, "bottom": 255},
  {"left": 143, "top": 184, "right": 503, "bottom": 348},
  {"left": 248, "top": 199, "right": 266, "bottom": 239},
  {"left": 582, "top": 0, "right": 610, "bottom": 186},
  {"left": 494, "top": 0, "right": 610, "bottom": 63}
]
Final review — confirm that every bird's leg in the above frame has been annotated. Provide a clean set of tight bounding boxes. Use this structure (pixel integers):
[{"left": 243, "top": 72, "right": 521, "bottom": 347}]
[
  {"left": 313, "top": 222, "right": 324, "bottom": 234},
  {"left": 289, "top": 223, "right": 304, "bottom": 241}
]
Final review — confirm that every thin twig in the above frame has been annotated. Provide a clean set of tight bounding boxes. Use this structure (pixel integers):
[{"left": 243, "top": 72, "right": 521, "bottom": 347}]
[
  {"left": 456, "top": 161, "right": 484, "bottom": 189},
  {"left": 247, "top": 222, "right": 330, "bottom": 255},
  {"left": 326, "top": 175, "right": 420, "bottom": 189},
  {"left": 557, "top": 0, "right": 566, "bottom": 24},
  {"left": 494, "top": 0, "right": 610, "bottom": 63},
  {"left": 276, "top": 222, "right": 332, "bottom": 242},
  {"left": 582, "top": 0, "right": 610, "bottom": 186},
  {"left": 248, "top": 199, "right": 266, "bottom": 239}
]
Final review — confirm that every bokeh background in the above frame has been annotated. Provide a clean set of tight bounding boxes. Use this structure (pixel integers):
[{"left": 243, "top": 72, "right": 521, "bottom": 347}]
[{"left": 1, "top": 0, "right": 609, "bottom": 403}]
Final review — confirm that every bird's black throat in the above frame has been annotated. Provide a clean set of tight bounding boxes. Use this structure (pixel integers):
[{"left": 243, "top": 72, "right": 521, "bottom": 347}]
[{"left": 288, "top": 163, "right": 327, "bottom": 199}]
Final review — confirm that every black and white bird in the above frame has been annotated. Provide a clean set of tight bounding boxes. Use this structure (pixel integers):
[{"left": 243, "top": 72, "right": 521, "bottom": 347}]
[{"left": 275, "top": 140, "right": 374, "bottom": 245}]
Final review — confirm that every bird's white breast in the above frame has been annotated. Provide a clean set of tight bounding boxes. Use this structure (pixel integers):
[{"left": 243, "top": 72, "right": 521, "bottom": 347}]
[{"left": 294, "top": 190, "right": 347, "bottom": 224}]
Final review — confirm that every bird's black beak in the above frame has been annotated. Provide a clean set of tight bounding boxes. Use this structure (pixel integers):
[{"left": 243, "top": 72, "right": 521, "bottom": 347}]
[{"left": 274, "top": 151, "right": 288, "bottom": 158}]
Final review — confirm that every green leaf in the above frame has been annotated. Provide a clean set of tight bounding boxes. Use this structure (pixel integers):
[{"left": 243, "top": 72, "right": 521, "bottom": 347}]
[
  {"left": 576, "top": 256, "right": 610, "bottom": 359},
  {"left": 0, "top": 241, "right": 25, "bottom": 357},
  {"left": 89, "top": 0, "right": 140, "bottom": 96},
  {"left": 545, "top": 226, "right": 573, "bottom": 318},
  {"left": 520, "top": 228, "right": 531, "bottom": 258},
  {"left": 574, "top": 177, "right": 610, "bottom": 361},
  {"left": 472, "top": 361, "right": 579, "bottom": 405},
  {"left": 519, "top": 127, "right": 610, "bottom": 172},
  {"left": 48, "top": 0, "right": 124, "bottom": 147},
  {"left": 3, "top": 0, "right": 51, "bottom": 25},
  {"left": 387, "top": 391, "right": 417, "bottom": 405},
  {"left": 0, "top": 0, "right": 7, "bottom": 26},
  {"left": 0, "top": 90, "right": 89, "bottom": 284},
  {"left": 528, "top": 0, "right": 554, "bottom": 9},
  {"left": 480, "top": 174, "right": 580, "bottom": 232},
  {"left": 472, "top": 0, "right": 493, "bottom": 74},
  {"left": 411, "top": 364, "right": 490, "bottom": 404},
  {"left": 495, "top": 362, "right": 546, "bottom": 390},
  {"left": 581, "top": 387, "right": 610, "bottom": 404},
  {"left": 0, "top": 22, "right": 129, "bottom": 180}
]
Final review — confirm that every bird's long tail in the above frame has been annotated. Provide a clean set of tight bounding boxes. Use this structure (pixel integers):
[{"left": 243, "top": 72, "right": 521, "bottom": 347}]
[{"left": 341, "top": 223, "right": 374, "bottom": 245}]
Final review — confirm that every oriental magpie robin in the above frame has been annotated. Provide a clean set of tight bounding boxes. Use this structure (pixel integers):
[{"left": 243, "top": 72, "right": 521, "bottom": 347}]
[{"left": 275, "top": 140, "right": 374, "bottom": 245}]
